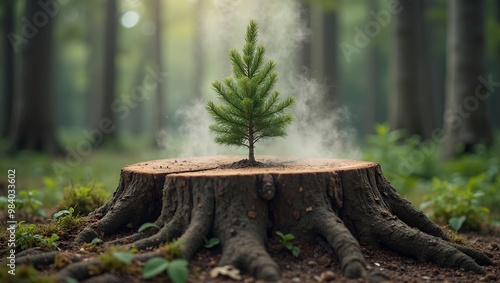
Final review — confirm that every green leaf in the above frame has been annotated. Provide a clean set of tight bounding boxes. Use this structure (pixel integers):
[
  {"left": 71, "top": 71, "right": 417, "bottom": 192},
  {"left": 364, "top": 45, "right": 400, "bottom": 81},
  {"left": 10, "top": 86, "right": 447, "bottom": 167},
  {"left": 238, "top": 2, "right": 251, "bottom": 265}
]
[
  {"left": 283, "top": 234, "right": 295, "bottom": 241},
  {"left": 112, "top": 251, "right": 133, "bottom": 264},
  {"left": 91, "top": 238, "right": 103, "bottom": 244},
  {"left": 275, "top": 231, "right": 285, "bottom": 239},
  {"left": 64, "top": 277, "right": 79, "bottom": 283},
  {"left": 167, "top": 259, "right": 189, "bottom": 283},
  {"left": 292, "top": 246, "right": 300, "bottom": 257},
  {"left": 285, "top": 242, "right": 293, "bottom": 250},
  {"left": 143, "top": 257, "right": 170, "bottom": 279},
  {"left": 138, "top": 222, "right": 160, "bottom": 232},
  {"left": 204, "top": 237, "right": 221, "bottom": 248},
  {"left": 53, "top": 209, "right": 70, "bottom": 220},
  {"left": 449, "top": 215, "right": 467, "bottom": 232}
]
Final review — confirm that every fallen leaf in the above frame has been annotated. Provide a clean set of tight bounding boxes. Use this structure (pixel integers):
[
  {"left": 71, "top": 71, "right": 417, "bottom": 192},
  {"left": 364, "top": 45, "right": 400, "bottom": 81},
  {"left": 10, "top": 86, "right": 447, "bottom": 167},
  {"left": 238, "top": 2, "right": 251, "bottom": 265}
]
[{"left": 210, "top": 265, "right": 242, "bottom": 281}]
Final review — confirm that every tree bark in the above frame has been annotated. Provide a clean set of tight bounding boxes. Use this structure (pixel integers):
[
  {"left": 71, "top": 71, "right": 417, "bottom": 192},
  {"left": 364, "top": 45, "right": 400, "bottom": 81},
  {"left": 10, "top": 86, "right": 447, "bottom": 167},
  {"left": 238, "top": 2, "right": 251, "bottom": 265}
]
[
  {"left": 389, "top": 0, "right": 433, "bottom": 139},
  {"left": 2, "top": 0, "right": 15, "bottom": 138},
  {"left": 98, "top": 0, "right": 118, "bottom": 145},
  {"left": 152, "top": 0, "right": 166, "bottom": 148},
  {"left": 33, "top": 156, "right": 491, "bottom": 282},
  {"left": 442, "top": 0, "right": 493, "bottom": 159},
  {"left": 5, "top": 0, "right": 65, "bottom": 155}
]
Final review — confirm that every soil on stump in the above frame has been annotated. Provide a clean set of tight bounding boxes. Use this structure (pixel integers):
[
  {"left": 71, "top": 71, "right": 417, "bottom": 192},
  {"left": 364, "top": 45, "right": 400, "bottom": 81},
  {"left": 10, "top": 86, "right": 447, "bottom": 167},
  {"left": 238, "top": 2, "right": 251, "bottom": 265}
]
[{"left": 15, "top": 156, "right": 493, "bottom": 282}]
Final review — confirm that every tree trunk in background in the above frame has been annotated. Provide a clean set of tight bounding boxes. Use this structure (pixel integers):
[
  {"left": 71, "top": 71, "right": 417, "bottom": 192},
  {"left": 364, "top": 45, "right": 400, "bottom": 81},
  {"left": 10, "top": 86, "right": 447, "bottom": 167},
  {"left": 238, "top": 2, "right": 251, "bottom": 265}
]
[
  {"left": 85, "top": 1, "right": 104, "bottom": 129},
  {"left": 98, "top": 0, "right": 118, "bottom": 145},
  {"left": 442, "top": 0, "right": 493, "bottom": 159},
  {"left": 389, "top": 0, "right": 432, "bottom": 139},
  {"left": 5, "top": 0, "right": 64, "bottom": 155},
  {"left": 299, "top": 2, "right": 312, "bottom": 72},
  {"left": 2, "top": 0, "right": 15, "bottom": 138},
  {"left": 193, "top": 0, "right": 205, "bottom": 100},
  {"left": 323, "top": 8, "right": 338, "bottom": 109},
  {"left": 415, "top": 0, "right": 435, "bottom": 136},
  {"left": 365, "top": 0, "right": 382, "bottom": 134},
  {"left": 153, "top": 0, "right": 166, "bottom": 148},
  {"left": 310, "top": 4, "right": 324, "bottom": 81}
]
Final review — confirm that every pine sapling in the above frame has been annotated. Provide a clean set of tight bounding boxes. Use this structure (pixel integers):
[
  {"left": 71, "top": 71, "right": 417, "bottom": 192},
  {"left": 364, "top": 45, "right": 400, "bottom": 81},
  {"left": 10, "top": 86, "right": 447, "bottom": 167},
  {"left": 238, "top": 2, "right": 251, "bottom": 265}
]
[{"left": 206, "top": 20, "right": 295, "bottom": 163}]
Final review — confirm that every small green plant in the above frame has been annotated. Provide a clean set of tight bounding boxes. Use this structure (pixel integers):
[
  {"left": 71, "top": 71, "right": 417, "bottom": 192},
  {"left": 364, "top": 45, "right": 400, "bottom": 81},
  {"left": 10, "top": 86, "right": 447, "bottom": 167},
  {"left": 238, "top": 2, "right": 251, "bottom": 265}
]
[
  {"left": 143, "top": 237, "right": 189, "bottom": 282},
  {"left": 15, "top": 221, "right": 59, "bottom": 250},
  {"left": 0, "top": 264, "right": 56, "bottom": 283},
  {"left": 143, "top": 257, "right": 189, "bottom": 282},
  {"left": 52, "top": 207, "right": 82, "bottom": 231},
  {"left": 0, "top": 190, "right": 47, "bottom": 218},
  {"left": 138, "top": 222, "right": 160, "bottom": 232},
  {"left": 58, "top": 181, "right": 107, "bottom": 215},
  {"left": 203, "top": 237, "right": 220, "bottom": 248},
  {"left": 158, "top": 238, "right": 184, "bottom": 261},
  {"left": 276, "top": 231, "right": 300, "bottom": 257},
  {"left": 420, "top": 175, "right": 491, "bottom": 232},
  {"left": 92, "top": 246, "right": 138, "bottom": 275},
  {"left": 206, "top": 19, "right": 295, "bottom": 163}
]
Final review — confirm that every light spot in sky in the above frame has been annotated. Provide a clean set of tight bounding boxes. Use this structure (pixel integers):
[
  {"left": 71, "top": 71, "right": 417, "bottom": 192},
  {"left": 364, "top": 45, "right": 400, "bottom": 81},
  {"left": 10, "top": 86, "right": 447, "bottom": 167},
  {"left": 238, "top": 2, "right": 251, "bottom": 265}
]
[{"left": 121, "top": 11, "right": 140, "bottom": 28}]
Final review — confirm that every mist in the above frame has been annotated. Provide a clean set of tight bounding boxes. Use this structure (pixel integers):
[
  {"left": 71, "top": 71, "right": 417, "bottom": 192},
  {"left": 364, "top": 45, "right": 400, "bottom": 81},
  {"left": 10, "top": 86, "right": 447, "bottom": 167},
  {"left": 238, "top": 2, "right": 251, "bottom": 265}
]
[{"left": 172, "top": 0, "right": 360, "bottom": 160}]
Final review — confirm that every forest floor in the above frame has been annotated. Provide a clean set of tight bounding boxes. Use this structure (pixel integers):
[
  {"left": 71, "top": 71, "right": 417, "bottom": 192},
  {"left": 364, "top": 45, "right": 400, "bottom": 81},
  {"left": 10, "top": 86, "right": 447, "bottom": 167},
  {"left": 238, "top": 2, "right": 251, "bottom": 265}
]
[
  {"left": 63, "top": 226, "right": 499, "bottom": 283},
  {"left": 186, "top": 228, "right": 500, "bottom": 283}
]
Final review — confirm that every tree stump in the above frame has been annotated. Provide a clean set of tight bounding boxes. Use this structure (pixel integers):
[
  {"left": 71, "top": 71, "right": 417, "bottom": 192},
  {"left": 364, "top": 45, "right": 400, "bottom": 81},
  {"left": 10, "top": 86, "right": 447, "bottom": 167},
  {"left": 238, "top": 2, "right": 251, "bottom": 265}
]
[{"left": 55, "top": 156, "right": 491, "bottom": 281}]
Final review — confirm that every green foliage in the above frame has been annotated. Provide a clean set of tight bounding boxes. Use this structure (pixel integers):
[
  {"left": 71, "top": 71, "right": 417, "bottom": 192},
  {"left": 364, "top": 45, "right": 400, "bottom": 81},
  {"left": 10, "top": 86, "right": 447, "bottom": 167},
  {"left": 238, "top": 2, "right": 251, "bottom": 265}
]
[
  {"left": 143, "top": 238, "right": 189, "bottom": 282},
  {"left": 142, "top": 257, "right": 189, "bottom": 282},
  {"left": 363, "top": 124, "right": 438, "bottom": 193},
  {"left": 138, "top": 222, "right": 160, "bottom": 232},
  {"left": 0, "top": 265, "right": 56, "bottom": 283},
  {"left": 364, "top": 124, "right": 500, "bottom": 231},
  {"left": 206, "top": 20, "right": 295, "bottom": 162},
  {"left": 0, "top": 207, "right": 83, "bottom": 251},
  {"left": 159, "top": 238, "right": 184, "bottom": 261},
  {"left": 52, "top": 207, "right": 83, "bottom": 232},
  {"left": 0, "top": 190, "right": 46, "bottom": 218},
  {"left": 58, "top": 181, "right": 107, "bottom": 215},
  {"left": 276, "top": 231, "right": 300, "bottom": 257},
  {"left": 14, "top": 221, "right": 59, "bottom": 250},
  {"left": 420, "top": 175, "right": 491, "bottom": 232},
  {"left": 203, "top": 237, "right": 220, "bottom": 248},
  {"left": 94, "top": 246, "right": 138, "bottom": 274}
]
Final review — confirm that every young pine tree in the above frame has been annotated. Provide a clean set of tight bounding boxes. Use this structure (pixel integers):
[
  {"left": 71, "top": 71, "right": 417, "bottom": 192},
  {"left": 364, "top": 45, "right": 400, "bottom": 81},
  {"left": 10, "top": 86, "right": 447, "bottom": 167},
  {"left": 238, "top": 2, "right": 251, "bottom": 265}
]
[{"left": 206, "top": 20, "right": 295, "bottom": 163}]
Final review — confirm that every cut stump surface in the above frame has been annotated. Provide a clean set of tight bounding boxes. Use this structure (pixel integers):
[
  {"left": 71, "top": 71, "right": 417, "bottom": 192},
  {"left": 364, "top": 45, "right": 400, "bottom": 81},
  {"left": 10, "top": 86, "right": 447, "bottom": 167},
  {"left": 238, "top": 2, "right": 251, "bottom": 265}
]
[{"left": 55, "top": 156, "right": 492, "bottom": 282}]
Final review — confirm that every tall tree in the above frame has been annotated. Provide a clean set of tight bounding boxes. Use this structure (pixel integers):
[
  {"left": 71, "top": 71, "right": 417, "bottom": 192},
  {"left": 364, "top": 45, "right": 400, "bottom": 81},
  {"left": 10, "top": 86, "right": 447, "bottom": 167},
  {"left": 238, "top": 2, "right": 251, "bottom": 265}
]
[
  {"left": 2, "top": 0, "right": 15, "bottom": 138},
  {"left": 193, "top": 0, "right": 205, "bottom": 100},
  {"left": 5, "top": 0, "right": 65, "bottom": 155},
  {"left": 152, "top": 0, "right": 166, "bottom": 148},
  {"left": 85, "top": 0, "right": 104, "bottom": 129},
  {"left": 98, "top": 0, "right": 119, "bottom": 145},
  {"left": 389, "top": 0, "right": 433, "bottom": 139},
  {"left": 299, "top": 1, "right": 312, "bottom": 72},
  {"left": 322, "top": 4, "right": 339, "bottom": 109},
  {"left": 442, "top": 0, "right": 493, "bottom": 158}
]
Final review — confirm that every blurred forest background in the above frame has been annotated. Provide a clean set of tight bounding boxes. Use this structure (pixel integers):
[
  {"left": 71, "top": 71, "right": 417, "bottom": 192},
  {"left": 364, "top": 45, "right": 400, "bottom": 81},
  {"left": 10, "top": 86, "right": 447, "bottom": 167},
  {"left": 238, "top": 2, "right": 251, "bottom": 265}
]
[{"left": 0, "top": 0, "right": 499, "bottom": 232}]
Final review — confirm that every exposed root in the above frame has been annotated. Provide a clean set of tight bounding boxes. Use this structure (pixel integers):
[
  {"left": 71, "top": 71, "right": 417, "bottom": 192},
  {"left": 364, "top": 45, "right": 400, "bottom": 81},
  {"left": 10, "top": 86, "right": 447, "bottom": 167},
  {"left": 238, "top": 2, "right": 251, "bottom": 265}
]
[
  {"left": 75, "top": 171, "right": 164, "bottom": 244},
  {"left": 212, "top": 174, "right": 281, "bottom": 281},
  {"left": 315, "top": 212, "right": 367, "bottom": 279},
  {"left": 17, "top": 250, "right": 59, "bottom": 267},
  {"left": 372, "top": 217, "right": 486, "bottom": 274},
  {"left": 56, "top": 259, "right": 102, "bottom": 282}
]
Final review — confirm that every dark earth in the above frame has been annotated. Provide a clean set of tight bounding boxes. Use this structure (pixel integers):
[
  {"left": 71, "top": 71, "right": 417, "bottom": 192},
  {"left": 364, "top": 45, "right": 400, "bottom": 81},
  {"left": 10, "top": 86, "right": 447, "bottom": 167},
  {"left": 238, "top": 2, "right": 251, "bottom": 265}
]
[
  {"left": 187, "top": 228, "right": 499, "bottom": 283},
  {"left": 29, "top": 226, "right": 499, "bottom": 283}
]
